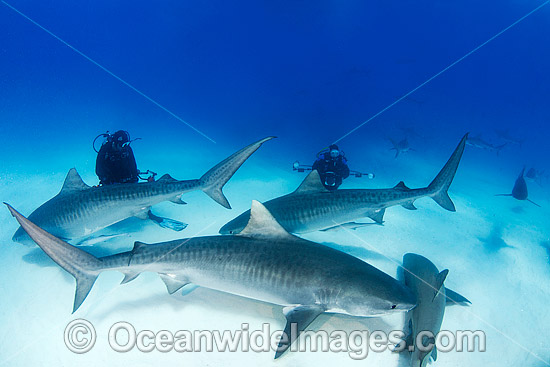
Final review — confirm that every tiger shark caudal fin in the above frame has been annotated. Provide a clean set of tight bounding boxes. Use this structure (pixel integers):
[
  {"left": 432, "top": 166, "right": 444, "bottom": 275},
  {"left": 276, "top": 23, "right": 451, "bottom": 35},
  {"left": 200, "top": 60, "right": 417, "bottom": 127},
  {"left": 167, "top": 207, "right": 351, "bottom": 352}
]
[
  {"left": 199, "top": 136, "right": 275, "bottom": 209},
  {"left": 5, "top": 203, "right": 104, "bottom": 313},
  {"left": 427, "top": 133, "right": 468, "bottom": 212}
]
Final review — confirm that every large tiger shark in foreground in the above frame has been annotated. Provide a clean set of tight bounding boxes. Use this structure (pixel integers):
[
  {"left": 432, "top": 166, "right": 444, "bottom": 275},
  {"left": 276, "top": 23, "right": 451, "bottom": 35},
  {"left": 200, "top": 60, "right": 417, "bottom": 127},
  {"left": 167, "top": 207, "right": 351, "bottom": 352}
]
[
  {"left": 12, "top": 137, "right": 274, "bottom": 244},
  {"left": 220, "top": 134, "right": 468, "bottom": 235},
  {"left": 6, "top": 201, "right": 416, "bottom": 359}
]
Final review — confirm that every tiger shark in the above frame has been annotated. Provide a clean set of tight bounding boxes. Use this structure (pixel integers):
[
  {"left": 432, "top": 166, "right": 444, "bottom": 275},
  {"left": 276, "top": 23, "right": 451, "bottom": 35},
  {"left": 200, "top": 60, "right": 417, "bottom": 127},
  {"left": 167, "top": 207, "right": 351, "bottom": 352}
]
[
  {"left": 389, "top": 137, "right": 413, "bottom": 158},
  {"left": 399, "top": 254, "right": 449, "bottom": 367},
  {"left": 466, "top": 135, "right": 507, "bottom": 155},
  {"left": 5, "top": 201, "right": 416, "bottom": 359},
  {"left": 496, "top": 167, "right": 540, "bottom": 207},
  {"left": 12, "top": 137, "right": 274, "bottom": 245},
  {"left": 220, "top": 134, "right": 468, "bottom": 235}
]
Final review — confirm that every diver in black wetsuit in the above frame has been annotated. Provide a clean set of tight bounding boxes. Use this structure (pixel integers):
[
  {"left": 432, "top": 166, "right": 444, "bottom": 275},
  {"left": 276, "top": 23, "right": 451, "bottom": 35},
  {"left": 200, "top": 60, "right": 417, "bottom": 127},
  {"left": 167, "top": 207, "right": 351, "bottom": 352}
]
[
  {"left": 312, "top": 144, "right": 350, "bottom": 190},
  {"left": 94, "top": 130, "right": 186, "bottom": 231},
  {"left": 95, "top": 130, "right": 139, "bottom": 185}
]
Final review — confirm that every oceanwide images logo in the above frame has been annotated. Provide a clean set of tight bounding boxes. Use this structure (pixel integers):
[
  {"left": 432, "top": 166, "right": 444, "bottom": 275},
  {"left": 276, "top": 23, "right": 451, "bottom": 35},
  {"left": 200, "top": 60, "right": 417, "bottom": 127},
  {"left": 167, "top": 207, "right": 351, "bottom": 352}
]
[{"left": 64, "top": 319, "right": 486, "bottom": 359}]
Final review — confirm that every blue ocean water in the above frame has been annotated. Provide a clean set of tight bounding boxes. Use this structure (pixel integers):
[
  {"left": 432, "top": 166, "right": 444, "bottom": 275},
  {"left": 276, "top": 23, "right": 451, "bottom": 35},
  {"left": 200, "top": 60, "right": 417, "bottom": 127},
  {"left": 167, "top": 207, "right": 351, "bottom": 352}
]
[{"left": 0, "top": 1, "right": 549, "bottom": 366}]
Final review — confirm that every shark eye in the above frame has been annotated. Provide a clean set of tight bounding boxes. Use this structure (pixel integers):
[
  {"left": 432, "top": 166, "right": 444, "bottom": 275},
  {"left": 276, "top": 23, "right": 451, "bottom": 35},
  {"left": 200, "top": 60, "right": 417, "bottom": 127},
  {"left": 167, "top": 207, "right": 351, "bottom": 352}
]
[{"left": 391, "top": 304, "right": 397, "bottom": 309}]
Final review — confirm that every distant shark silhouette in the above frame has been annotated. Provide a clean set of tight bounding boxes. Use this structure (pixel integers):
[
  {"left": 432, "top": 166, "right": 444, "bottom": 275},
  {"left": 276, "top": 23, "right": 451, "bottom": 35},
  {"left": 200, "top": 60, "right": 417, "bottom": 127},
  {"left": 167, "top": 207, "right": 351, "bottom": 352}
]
[
  {"left": 466, "top": 134, "right": 507, "bottom": 155},
  {"left": 494, "top": 129, "right": 523, "bottom": 147},
  {"left": 496, "top": 167, "right": 540, "bottom": 207},
  {"left": 388, "top": 137, "right": 412, "bottom": 158}
]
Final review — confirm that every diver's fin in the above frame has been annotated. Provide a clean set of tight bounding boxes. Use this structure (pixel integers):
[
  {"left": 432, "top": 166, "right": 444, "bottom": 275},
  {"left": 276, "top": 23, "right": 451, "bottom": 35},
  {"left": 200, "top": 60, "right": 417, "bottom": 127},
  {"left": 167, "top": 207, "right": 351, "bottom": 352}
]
[
  {"left": 149, "top": 213, "right": 188, "bottom": 232},
  {"left": 367, "top": 209, "right": 385, "bottom": 224},
  {"left": 275, "top": 305, "right": 324, "bottom": 359},
  {"left": 199, "top": 137, "right": 275, "bottom": 209}
]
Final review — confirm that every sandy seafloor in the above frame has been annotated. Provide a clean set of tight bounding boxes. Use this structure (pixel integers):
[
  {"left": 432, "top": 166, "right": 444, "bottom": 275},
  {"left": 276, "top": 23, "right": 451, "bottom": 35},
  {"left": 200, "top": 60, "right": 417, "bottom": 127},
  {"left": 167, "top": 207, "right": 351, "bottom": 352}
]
[{"left": 0, "top": 133, "right": 549, "bottom": 367}]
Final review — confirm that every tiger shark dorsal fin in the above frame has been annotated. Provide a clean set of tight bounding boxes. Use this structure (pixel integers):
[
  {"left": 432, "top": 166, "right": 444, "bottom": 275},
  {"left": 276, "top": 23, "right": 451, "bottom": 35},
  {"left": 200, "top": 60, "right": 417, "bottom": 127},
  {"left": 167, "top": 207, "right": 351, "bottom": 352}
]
[
  {"left": 239, "top": 200, "right": 294, "bottom": 239},
  {"left": 394, "top": 181, "right": 410, "bottom": 190},
  {"left": 293, "top": 170, "right": 329, "bottom": 194},
  {"left": 158, "top": 174, "right": 178, "bottom": 182},
  {"left": 432, "top": 269, "right": 449, "bottom": 302},
  {"left": 60, "top": 168, "right": 90, "bottom": 194}
]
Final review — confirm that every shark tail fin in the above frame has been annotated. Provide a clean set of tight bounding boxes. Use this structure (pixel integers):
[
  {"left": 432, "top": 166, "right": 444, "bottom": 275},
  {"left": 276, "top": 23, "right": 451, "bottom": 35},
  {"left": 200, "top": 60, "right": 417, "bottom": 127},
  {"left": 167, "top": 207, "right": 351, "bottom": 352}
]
[
  {"left": 73, "top": 274, "right": 100, "bottom": 313},
  {"left": 4, "top": 203, "right": 102, "bottom": 313},
  {"left": 199, "top": 137, "right": 275, "bottom": 209},
  {"left": 427, "top": 133, "right": 468, "bottom": 212}
]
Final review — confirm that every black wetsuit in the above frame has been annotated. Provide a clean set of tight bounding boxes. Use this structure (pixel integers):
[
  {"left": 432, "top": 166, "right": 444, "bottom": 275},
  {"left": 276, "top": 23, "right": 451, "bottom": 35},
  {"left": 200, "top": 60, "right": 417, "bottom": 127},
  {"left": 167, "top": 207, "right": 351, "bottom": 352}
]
[
  {"left": 312, "top": 153, "right": 350, "bottom": 190},
  {"left": 95, "top": 142, "right": 139, "bottom": 185}
]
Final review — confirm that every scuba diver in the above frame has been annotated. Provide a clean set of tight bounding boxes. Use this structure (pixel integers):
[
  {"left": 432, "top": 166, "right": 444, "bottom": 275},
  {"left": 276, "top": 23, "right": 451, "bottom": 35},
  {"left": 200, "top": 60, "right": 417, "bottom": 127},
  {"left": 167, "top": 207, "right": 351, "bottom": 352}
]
[
  {"left": 95, "top": 130, "right": 139, "bottom": 185},
  {"left": 94, "top": 130, "right": 186, "bottom": 231},
  {"left": 311, "top": 144, "right": 350, "bottom": 190},
  {"left": 293, "top": 145, "right": 374, "bottom": 187}
]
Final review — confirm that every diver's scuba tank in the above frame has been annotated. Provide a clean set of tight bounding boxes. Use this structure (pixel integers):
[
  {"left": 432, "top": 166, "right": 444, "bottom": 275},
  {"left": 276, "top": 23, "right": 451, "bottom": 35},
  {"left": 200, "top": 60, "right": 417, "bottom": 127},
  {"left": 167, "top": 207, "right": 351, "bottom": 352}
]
[
  {"left": 93, "top": 130, "right": 156, "bottom": 183},
  {"left": 93, "top": 130, "right": 138, "bottom": 153}
]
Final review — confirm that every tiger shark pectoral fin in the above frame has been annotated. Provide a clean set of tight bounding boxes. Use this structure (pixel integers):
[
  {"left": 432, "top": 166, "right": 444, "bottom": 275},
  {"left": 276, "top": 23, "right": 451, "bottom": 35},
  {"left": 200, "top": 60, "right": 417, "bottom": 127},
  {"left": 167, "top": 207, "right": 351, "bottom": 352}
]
[
  {"left": 274, "top": 304, "right": 324, "bottom": 359},
  {"left": 147, "top": 210, "right": 188, "bottom": 231},
  {"left": 445, "top": 287, "right": 471, "bottom": 306},
  {"left": 159, "top": 274, "right": 190, "bottom": 295},
  {"left": 367, "top": 209, "right": 385, "bottom": 224}
]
